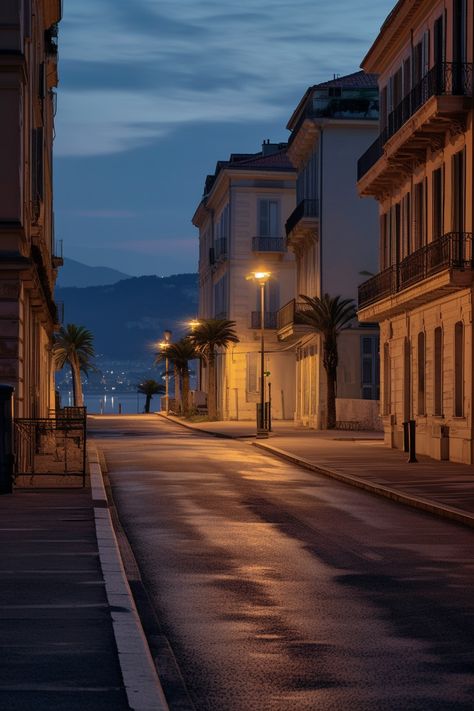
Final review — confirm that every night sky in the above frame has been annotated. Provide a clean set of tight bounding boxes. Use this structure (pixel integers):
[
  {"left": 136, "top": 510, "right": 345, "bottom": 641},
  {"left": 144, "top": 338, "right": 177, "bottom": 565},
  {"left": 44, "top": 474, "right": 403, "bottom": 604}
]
[{"left": 54, "top": 0, "right": 394, "bottom": 276}]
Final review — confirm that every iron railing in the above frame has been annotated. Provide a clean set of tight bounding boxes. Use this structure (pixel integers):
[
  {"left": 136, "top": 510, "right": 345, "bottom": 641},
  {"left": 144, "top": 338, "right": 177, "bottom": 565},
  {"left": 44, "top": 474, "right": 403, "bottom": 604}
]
[
  {"left": 358, "top": 62, "right": 473, "bottom": 180},
  {"left": 251, "top": 311, "right": 278, "bottom": 329},
  {"left": 14, "top": 415, "right": 87, "bottom": 485},
  {"left": 277, "top": 299, "right": 313, "bottom": 330},
  {"left": 285, "top": 199, "right": 319, "bottom": 237},
  {"left": 358, "top": 232, "right": 473, "bottom": 309},
  {"left": 252, "top": 237, "right": 286, "bottom": 252}
]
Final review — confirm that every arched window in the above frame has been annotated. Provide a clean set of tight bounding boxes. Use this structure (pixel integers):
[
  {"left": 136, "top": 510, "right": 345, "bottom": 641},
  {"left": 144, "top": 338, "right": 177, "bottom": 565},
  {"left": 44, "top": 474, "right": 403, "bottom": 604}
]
[
  {"left": 434, "top": 327, "right": 443, "bottom": 416},
  {"left": 417, "top": 332, "right": 426, "bottom": 415},
  {"left": 454, "top": 321, "right": 464, "bottom": 417}
]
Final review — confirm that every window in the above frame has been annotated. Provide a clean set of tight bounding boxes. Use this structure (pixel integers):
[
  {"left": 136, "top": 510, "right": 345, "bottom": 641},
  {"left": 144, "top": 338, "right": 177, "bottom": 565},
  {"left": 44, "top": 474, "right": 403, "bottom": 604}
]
[
  {"left": 383, "top": 342, "right": 391, "bottom": 415},
  {"left": 452, "top": 150, "right": 465, "bottom": 233},
  {"left": 403, "top": 337, "right": 411, "bottom": 421},
  {"left": 434, "top": 327, "right": 443, "bottom": 416},
  {"left": 259, "top": 199, "right": 279, "bottom": 237},
  {"left": 454, "top": 321, "right": 464, "bottom": 416},
  {"left": 380, "top": 212, "right": 390, "bottom": 269},
  {"left": 361, "top": 335, "right": 380, "bottom": 400},
  {"left": 402, "top": 192, "right": 411, "bottom": 258},
  {"left": 213, "top": 273, "right": 228, "bottom": 318},
  {"left": 432, "top": 167, "right": 444, "bottom": 240},
  {"left": 417, "top": 332, "right": 426, "bottom": 415},
  {"left": 414, "top": 181, "right": 425, "bottom": 250},
  {"left": 246, "top": 353, "right": 259, "bottom": 393}
]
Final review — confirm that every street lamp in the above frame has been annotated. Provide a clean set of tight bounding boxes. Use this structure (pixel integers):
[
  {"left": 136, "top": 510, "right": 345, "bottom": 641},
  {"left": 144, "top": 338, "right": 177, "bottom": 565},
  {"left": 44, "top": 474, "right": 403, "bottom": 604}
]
[
  {"left": 159, "top": 329, "right": 172, "bottom": 415},
  {"left": 189, "top": 319, "right": 200, "bottom": 331},
  {"left": 248, "top": 271, "right": 271, "bottom": 438}
]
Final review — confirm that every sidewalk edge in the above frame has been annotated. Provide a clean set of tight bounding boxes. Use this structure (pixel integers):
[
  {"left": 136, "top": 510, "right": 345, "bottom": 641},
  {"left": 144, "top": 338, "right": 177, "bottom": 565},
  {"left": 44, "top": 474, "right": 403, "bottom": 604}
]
[
  {"left": 252, "top": 441, "right": 474, "bottom": 529},
  {"left": 156, "top": 412, "right": 235, "bottom": 438},
  {"left": 88, "top": 447, "right": 169, "bottom": 711}
]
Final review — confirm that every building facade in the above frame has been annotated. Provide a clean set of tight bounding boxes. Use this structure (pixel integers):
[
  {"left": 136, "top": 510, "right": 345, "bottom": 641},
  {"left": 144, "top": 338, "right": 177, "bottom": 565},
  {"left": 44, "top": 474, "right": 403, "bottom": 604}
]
[
  {"left": 0, "top": 0, "right": 62, "bottom": 417},
  {"left": 278, "top": 72, "right": 381, "bottom": 428},
  {"left": 357, "top": 0, "right": 473, "bottom": 463},
  {"left": 193, "top": 142, "right": 297, "bottom": 421}
]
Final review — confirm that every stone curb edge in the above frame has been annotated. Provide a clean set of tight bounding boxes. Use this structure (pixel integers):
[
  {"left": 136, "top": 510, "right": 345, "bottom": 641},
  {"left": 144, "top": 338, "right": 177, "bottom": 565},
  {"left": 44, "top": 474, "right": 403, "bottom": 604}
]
[
  {"left": 252, "top": 441, "right": 474, "bottom": 530},
  {"left": 156, "top": 412, "right": 235, "bottom": 438},
  {"left": 88, "top": 447, "right": 169, "bottom": 711}
]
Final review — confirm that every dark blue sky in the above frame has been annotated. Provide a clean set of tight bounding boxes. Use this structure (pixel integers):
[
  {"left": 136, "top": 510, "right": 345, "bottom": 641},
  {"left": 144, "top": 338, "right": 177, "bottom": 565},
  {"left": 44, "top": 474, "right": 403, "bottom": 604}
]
[{"left": 54, "top": 0, "right": 394, "bottom": 276}]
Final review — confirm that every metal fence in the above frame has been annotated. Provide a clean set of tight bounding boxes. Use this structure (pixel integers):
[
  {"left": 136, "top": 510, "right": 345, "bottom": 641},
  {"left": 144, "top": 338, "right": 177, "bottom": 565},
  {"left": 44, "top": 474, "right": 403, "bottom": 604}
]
[{"left": 14, "top": 416, "right": 87, "bottom": 485}]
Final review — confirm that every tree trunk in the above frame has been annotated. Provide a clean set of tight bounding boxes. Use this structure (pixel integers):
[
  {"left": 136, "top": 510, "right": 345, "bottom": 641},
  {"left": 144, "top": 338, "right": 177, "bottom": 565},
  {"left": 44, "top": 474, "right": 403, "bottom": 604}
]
[
  {"left": 207, "top": 350, "right": 217, "bottom": 420},
  {"left": 174, "top": 364, "right": 181, "bottom": 413},
  {"left": 182, "top": 369, "right": 190, "bottom": 417},
  {"left": 71, "top": 357, "right": 83, "bottom": 407},
  {"left": 325, "top": 368, "right": 337, "bottom": 429},
  {"left": 144, "top": 394, "right": 151, "bottom": 413}
]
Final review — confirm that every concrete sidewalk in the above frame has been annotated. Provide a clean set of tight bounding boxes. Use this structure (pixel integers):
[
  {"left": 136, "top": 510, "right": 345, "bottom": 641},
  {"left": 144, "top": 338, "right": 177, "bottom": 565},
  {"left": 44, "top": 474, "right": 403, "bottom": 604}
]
[
  {"left": 159, "top": 414, "right": 474, "bottom": 528},
  {"left": 0, "top": 483, "right": 167, "bottom": 711}
]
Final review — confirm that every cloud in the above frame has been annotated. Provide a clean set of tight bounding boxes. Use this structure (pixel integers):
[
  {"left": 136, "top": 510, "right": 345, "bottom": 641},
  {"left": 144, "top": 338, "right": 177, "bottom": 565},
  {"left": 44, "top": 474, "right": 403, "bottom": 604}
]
[{"left": 56, "top": 0, "right": 394, "bottom": 157}]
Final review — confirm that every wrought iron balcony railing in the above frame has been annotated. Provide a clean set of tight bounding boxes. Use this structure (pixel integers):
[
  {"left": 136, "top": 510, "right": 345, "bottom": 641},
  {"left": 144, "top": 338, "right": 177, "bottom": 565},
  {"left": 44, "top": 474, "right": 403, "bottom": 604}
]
[
  {"left": 285, "top": 199, "right": 319, "bottom": 237},
  {"left": 358, "top": 232, "right": 473, "bottom": 309},
  {"left": 252, "top": 236, "right": 286, "bottom": 252},
  {"left": 277, "top": 299, "right": 313, "bottom": 331},
  {"left": 358, "top": 62, "right": 473, "bottom": 180},
  {"left": 251, "top": 311, "right": 278, "bottom": 329}
]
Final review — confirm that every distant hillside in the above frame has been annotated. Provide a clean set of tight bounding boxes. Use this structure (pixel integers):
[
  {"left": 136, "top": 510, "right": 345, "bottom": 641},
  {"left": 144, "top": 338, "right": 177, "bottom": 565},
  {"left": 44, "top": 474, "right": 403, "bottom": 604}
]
[
  {"left": 56, "top": 273, "right": 198, "bottom": 361},
  {"left": 57, "top": 258, "right": 131, "bottom": 288}
]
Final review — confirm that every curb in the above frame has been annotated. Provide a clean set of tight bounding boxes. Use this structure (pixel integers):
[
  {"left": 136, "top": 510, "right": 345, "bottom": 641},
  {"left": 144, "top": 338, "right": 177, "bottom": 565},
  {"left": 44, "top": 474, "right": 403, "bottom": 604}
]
[
  {"left": 157, "top": 412, "right": 235, "bottom": 438},
  {"left": 88, "top": 448, "right": 169, "bottom": 711},
  {"left": 252, "top": 441, "right": 474, "bottom": 530}
]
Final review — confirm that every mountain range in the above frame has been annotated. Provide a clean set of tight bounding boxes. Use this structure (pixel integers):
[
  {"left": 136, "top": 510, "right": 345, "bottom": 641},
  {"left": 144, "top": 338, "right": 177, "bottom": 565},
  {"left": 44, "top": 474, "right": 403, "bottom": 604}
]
[
  {"left": 55, "top": 261, "right": 198, "bottom": 362},
  {"left": 57, "top": 258, "right": 131, "bottom": 288}
]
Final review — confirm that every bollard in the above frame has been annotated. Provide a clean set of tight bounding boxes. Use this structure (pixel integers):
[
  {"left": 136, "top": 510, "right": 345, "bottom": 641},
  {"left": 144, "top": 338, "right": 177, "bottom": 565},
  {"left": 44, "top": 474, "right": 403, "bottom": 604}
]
[
  {"left": 0, "top": 385, "right": 14, "bottom": 494},
  {"left": 408, "top": 419, "right": 418, "bottom": 463},
  {"left": 402, "top": 421, "right": 409, "bottom": 452},
  {"left": 118, "top": 402, "right": 122, "bottom": 415}
]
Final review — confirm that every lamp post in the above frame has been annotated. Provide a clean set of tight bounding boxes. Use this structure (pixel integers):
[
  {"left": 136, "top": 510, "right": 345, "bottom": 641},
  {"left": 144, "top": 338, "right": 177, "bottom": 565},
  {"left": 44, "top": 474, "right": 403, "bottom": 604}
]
[
  {"left": 249, "top": 271, "right": 271, "bottom": 438},
  {"left": 160, "top": 329, "right": 172, "bottom": 415}
]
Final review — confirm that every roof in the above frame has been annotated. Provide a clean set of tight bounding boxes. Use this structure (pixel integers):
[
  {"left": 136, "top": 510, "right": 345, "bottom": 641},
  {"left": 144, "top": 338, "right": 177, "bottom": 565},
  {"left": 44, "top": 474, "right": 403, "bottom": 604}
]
[
  {"left": 313, "top": 70, "right": 379, "bottom": 90},
  {"left": 202, "top": 144, "right": 295, "bottom": 197},
  {"left": 287, "top": 70, "right": 379, "bottom": 130},
  {"left": 361, "top": 0, "right": 423, "bottom": 71}
]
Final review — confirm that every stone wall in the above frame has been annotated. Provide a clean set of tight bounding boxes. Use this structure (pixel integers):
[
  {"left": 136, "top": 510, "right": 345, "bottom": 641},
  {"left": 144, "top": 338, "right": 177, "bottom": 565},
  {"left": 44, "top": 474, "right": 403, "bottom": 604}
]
[{"left": 336, "top": 398, "right": 383, "bottom": 431}]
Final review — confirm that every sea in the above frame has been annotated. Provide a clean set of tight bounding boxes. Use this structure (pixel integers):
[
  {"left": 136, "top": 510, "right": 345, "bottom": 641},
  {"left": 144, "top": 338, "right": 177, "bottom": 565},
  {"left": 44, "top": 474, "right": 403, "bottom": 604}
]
[{"left": 59, "top": 392, "right": 161, "bottom": 415}]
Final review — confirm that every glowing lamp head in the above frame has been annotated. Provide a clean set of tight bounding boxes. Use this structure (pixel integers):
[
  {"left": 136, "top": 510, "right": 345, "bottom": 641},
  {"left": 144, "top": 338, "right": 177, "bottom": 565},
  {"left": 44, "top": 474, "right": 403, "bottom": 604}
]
[{"left": 252, "top": 270, "right": 271, "bottom": 285}]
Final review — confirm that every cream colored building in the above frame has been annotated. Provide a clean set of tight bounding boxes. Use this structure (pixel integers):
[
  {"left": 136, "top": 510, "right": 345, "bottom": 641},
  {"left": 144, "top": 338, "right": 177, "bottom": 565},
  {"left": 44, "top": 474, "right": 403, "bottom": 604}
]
[
  {"left": 278, "top": 72, "right": 381, "bottom": 428},
  {"left": 193, "top": 142, "right": 297, "bottom": 421},
  {"left": 0, "top": 0, "right": 62, "bottom": 417},
  {"left": 358, "top": 0, "right": 473, "bottom": 463}
]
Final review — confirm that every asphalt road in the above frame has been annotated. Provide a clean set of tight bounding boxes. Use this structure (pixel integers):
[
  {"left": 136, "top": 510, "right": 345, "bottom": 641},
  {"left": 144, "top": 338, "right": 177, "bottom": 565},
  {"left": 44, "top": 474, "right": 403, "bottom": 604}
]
[{"left": 90, "top": 415, "right": 474, "bottom": 711}]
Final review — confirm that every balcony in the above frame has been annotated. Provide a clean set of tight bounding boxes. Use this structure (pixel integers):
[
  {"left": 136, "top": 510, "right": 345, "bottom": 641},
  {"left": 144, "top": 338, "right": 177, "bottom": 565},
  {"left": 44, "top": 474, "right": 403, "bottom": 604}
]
[
  {"left": 285, "top": 199, "right": 319, "bottom": 247},
  {"left": 358, "top": 232, "right": 473, "bottom": 321},
  {"left": 251, "top": 311, "right": 278, "bottom": 329},
  {"left": 277, "top": 298, "right": 313, "bottom": 340},
  {"left": 252, "top": 236, "right": 286, "bottom": 253},
  {"left": 358, "top": 63, "right": 473, "bottom": 192}
]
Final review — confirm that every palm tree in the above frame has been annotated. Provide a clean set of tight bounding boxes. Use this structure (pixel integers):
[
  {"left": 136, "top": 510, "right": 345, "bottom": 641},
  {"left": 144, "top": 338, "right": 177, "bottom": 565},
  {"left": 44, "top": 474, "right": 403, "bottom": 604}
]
[
  {"left": 190, "top": 319, "right": 239, "bottom": 420},
  {"left": 297, "top": 294, "right": 356, "bottom": 429},
  {"left": 137, "top": 379, "right": 165, "bottom": 413},
  {"left": 155, "top": 338, "right": 198, "bottom": 416},
  {"left": 53, "top": 324, "right": 95, "bottom": 407}
]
